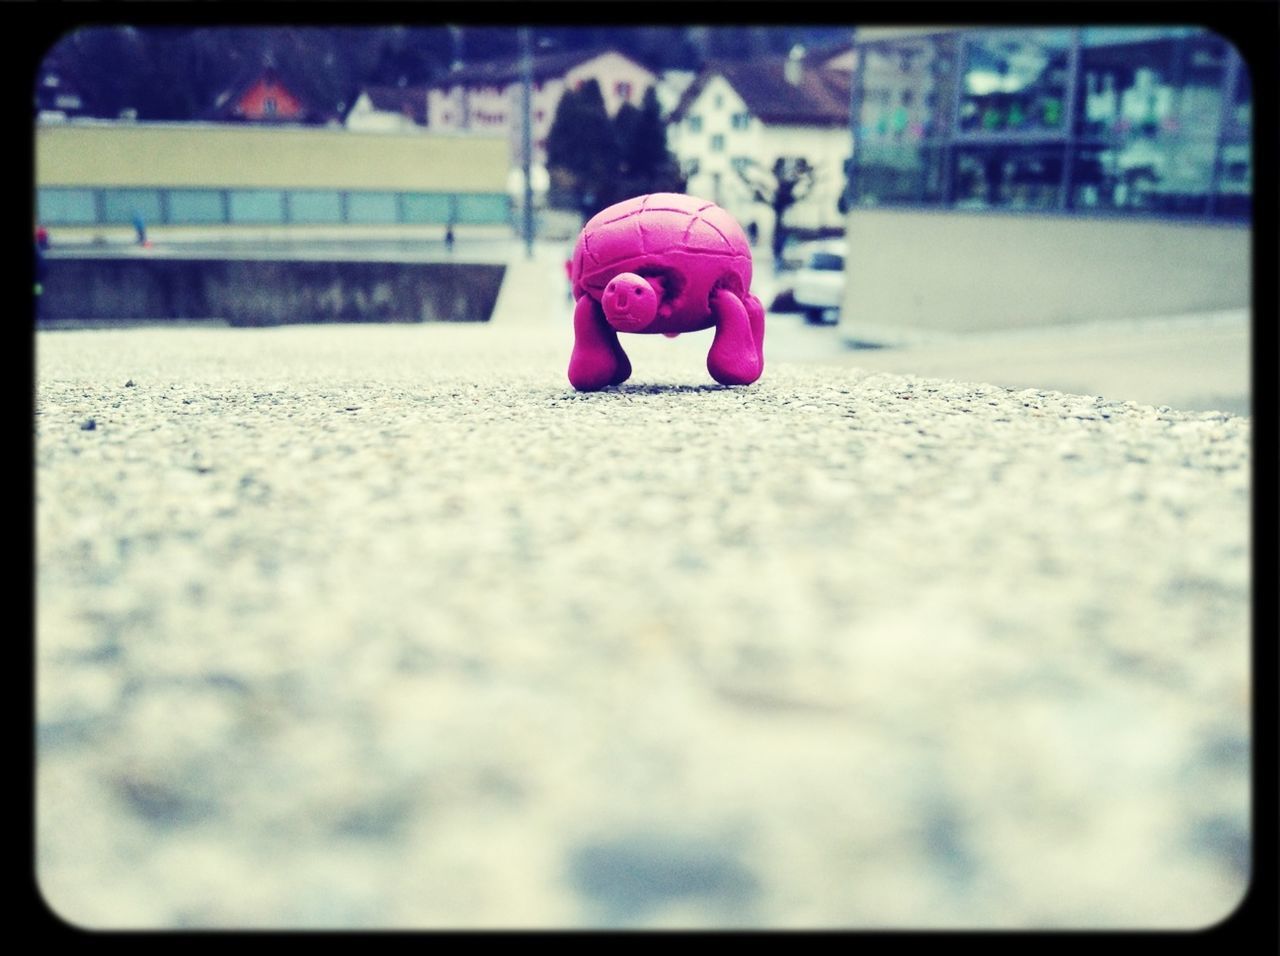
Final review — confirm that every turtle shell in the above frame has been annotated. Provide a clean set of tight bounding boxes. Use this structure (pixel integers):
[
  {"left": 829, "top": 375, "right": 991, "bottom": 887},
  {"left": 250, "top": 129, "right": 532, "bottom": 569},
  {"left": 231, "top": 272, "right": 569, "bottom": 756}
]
[{"left": 571, "top": 193, "right": 752, "bottom": 298}]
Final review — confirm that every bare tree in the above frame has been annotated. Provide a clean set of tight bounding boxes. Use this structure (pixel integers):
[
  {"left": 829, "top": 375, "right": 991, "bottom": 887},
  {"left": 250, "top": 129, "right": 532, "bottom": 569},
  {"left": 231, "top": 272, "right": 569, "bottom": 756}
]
[{"left": 735, "top": 157, "right": 817, "bottom": 269}]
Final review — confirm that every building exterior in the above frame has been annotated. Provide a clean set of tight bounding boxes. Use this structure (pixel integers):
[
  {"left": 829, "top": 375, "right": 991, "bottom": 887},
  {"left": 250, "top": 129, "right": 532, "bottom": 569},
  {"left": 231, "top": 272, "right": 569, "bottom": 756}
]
[
  {"left": 841, "top": 26, "right": 1251, "bottom": 335},
  {"left": 667, "top": 52, "right": 854, "bottom": 250},
  {"left": 428, "top": 49, "right": 657, "bottom": 172},
  {"left": 208, "top": 63, "right": 340, "bottom": 125},
  {"left": 345, "top": 86, "right": 429, "bottom": 132},
  {"left": 653, "top": 70, "right": 697, "bottom": 118},
  {"left": 35, "top": 121, "right": 510, "bottom": 238}
]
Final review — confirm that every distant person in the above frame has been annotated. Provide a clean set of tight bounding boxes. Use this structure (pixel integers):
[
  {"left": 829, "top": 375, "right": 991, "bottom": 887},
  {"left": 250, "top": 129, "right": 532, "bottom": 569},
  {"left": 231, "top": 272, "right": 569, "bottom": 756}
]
[
  {"left": 132, "top": 211, "right": 150, "bottom": 247},
  {"left": 34, "top": 230, "right": 47, "bottom": 319},
  {"left": 746, "top": 221, "right": 759, "bottom": 247},
  {"left": 444, "top": 224, "right": 455, "bottom": 253}
]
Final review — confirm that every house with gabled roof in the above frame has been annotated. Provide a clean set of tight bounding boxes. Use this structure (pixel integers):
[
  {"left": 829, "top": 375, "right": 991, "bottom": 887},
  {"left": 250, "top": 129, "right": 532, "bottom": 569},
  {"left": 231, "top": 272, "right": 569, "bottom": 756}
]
[
  {"left": 667, "top": 50, "right": 853, "bottom": 248},
  {"left": 345, "top": 85, "right": 429, "bottom": 132},
  {"left": 428, "top": 48, "right": 656, "bottom": 171},
  {"left": 207, "top": 61, "right": 342, "bottom": 126}
]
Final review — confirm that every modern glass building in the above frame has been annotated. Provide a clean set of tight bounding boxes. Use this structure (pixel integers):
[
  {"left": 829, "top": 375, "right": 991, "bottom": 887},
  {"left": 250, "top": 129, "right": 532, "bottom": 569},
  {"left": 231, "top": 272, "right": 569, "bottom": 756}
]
[
  {"left": 841, "top": 27, "right": 1251, "bottom": 336},
  {"left": 847, "top": 27, "right": 1249, "bottom": 220}
]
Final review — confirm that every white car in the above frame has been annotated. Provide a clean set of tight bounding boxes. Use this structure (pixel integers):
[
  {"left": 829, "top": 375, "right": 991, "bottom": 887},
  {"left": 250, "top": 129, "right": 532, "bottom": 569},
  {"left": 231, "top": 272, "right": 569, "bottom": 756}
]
[{"left": 790, "top": 240, "right": 846, "bottom": 325}]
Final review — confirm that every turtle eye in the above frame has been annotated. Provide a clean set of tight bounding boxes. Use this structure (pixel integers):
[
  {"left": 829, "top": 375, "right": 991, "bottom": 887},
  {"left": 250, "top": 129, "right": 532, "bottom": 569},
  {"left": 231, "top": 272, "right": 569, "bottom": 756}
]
[{"left": 635, "top": 286, "right": 645, "bottom": 295}]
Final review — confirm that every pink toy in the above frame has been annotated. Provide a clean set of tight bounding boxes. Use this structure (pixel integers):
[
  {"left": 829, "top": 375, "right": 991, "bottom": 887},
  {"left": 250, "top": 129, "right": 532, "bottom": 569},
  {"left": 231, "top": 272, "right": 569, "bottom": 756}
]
[{"left": 567, "top": 193, "right": 765, "bottom": 391}]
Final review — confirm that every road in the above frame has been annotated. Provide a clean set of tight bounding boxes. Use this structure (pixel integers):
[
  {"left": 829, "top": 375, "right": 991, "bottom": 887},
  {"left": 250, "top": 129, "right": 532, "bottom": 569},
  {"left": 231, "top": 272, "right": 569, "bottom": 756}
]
[
  {"left": 35, "top": 315, "right": 1251, "bottom": 929},
  {"left": 46, "top": 234, "right": 1252, "bottom": 418}
]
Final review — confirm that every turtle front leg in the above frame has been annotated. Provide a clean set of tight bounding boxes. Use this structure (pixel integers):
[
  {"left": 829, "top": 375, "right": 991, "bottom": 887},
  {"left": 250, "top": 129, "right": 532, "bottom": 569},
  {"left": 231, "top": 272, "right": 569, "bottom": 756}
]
[
  {"left": 568, "top": 295, "right": 632, "bottom": 391},
  {"left": 706, "top": 288, "right": 763, "bottom": 386}
]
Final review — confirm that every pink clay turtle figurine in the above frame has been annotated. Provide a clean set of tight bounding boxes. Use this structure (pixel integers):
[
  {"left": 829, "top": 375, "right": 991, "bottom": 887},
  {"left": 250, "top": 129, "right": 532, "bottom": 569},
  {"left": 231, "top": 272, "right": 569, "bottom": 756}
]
[{"left": 567, "top": 193, "right": 765, "bottom": 391}]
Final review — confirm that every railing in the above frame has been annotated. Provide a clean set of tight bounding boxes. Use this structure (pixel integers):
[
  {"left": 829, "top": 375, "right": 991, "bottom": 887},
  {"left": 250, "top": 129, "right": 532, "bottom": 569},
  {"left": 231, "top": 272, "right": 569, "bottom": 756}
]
[{"left": 36, "top": 187, "right": 513, "bottom": 228}]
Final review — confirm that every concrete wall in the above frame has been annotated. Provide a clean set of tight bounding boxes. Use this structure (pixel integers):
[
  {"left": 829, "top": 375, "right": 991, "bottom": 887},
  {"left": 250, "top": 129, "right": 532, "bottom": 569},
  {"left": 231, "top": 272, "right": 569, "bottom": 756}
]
[
  {"left": 841, "top": 209, "right": 1250, "bottom": 335},
  {"left": 35, "top": 122, "right": 508, "bottom": 191},
  {"left": 39, "top": 257, "right": 506, "bottom": 325}
]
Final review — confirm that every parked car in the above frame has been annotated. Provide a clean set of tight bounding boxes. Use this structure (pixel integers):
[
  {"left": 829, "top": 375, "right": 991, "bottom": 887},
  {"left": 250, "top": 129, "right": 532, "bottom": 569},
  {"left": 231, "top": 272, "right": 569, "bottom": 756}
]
[{"left": 790, "top": 240, "right": 846, "bottom": 325}]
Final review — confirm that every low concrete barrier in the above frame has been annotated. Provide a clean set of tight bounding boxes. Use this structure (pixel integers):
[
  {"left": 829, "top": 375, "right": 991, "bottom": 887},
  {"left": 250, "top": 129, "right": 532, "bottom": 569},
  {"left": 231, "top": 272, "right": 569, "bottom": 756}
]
[{"left": 38, "top": 257, "right": 506, "bottom": 325}]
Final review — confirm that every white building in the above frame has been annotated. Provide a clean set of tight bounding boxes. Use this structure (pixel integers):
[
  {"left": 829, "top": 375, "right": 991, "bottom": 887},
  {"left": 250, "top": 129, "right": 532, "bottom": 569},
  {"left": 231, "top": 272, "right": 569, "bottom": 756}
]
[
  {"left": 344, "top": 86, "right": 429, "bottom": 132},
  {"left": 667, "top": 50, "right": 853, "bottom": 250},
  {"left": 428, "top": 49, "right": 657, "bottom": 176},
  {"left": 653, "top": 69, "right": 697, "bottom": 118}
]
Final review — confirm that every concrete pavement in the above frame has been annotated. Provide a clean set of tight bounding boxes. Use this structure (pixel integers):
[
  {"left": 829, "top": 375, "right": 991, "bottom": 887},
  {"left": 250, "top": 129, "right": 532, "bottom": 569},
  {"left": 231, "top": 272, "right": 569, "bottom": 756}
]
[
  {"left": 35, "top": 314, "right": 1250, "bottom": 929},
  {"left": 495, "top": 242, "right": 1251, "bottom": 416}
]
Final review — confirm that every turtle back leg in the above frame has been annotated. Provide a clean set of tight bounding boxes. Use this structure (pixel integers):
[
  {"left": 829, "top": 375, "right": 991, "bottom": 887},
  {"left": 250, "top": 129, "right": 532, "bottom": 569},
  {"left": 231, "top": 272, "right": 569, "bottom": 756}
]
[
  {"left": 568, "top": 295, "right": 632, "bottom": 391},
  {"left": 705, "top": 287, "right": 763, "bottom": 386},
  {"left": 743, "top": 291, "right": 766, "bottom": 371}
]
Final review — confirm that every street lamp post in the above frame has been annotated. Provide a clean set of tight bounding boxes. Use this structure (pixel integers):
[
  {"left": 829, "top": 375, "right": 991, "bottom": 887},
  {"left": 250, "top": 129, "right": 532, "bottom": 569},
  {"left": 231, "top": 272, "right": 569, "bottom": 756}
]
[
  {"left": 845, "top": 28, "right": 863, "bottom": 214},
  {"left": 520, "top": 28, "right": 534, "bottom": 260}
]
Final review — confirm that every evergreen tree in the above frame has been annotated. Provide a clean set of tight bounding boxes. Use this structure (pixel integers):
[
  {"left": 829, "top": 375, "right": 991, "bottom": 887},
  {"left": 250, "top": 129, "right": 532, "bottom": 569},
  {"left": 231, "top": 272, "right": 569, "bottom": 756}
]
[
  {"left": 545, "top": 79, "right": 620, "bottom": 217},
  {"left": 613, "top": 101, "right": 643, "bottom": 176},
  {"left": 611, "top": 87, "right": 685, "bottom": 201},
  {"left": 630, "top": 87, "right": 684, "bottom": 190}
]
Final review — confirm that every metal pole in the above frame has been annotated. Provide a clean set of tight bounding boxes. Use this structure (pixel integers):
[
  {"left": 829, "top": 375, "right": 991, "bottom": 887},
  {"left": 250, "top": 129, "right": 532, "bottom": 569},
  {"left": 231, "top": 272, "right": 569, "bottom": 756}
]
[
  {"left": 1206, "top": 42, "right": 1242, "bottom": 220},
  {"left": 1057, "top": 29, "right": 1082, "bottom": 212},
  {"left": 520, "top": 28, "right": 534, "bottom": 260},
  {"left": 846, "top": 28, "right": 863, "bottom": 211}
]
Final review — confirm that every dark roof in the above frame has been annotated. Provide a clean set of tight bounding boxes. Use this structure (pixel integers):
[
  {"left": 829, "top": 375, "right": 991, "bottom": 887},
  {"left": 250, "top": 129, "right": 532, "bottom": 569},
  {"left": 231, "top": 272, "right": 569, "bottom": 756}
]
[
  {"left": 206, "top": 63, "right": 342, "bottom": 124},
  {"left": 803, "top": 39, "right": 856, "bottom": 67},
  {"left": 669, "top": 58, "right": 851, "bottom": 127},
  {"left": 353, "top": 85, "right": 429, "bottom": 125},
  {"left": 432, "top": 48, "right": 652, "bottom": 89}
]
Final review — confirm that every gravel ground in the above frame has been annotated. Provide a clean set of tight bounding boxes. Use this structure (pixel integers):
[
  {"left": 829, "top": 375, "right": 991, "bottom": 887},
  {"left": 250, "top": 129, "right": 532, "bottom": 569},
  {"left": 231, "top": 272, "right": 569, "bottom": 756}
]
[{"left": 35, "top": 322, "right": 1251, "bottom": 929}]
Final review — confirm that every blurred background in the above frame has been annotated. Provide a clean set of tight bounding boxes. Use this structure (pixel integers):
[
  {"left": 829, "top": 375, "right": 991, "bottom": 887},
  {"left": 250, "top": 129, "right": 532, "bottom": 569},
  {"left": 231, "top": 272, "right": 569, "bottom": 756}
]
[{"left": 34, "top": 23, "right": 1252, "bottom": 404}]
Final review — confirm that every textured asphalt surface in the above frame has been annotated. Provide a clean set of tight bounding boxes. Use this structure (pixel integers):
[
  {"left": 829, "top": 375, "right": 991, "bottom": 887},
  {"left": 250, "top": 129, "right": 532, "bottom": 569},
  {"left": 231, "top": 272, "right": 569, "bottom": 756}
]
[{"left": 35, "top": 315, "right": 1251, "bottom": 929}]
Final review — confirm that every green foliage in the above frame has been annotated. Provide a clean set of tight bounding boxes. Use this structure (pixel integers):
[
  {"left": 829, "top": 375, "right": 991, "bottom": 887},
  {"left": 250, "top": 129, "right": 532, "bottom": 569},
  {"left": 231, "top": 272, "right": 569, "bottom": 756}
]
[
  {"left": 546, "top": 82, "right": 684, "bottom": 216},
  {"left": 41, "top": 26, "right": 451, "bottom": 121},
  {"left": 546, "top": 80, "right": 620, "bottom": 215}
]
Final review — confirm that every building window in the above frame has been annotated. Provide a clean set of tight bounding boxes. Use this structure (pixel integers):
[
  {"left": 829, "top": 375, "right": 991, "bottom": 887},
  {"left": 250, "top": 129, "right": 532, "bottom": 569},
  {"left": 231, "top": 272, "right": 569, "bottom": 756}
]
[
  {"left": 263, "top": 97, "right": 277, "bottom": 116},
  {"left": 847, "top": 27, "right": 1249, "bottom": 220},
  {"left": 957, "top": 29, "right": 1073, "bottom": 135},
  {"left": 710, "top": 134, "right": 725, "bottom": 152},
  {"left": 731, "top": 156, "right": 752, "bottom": 174},
  {"left": 616, "top": 81, "right": 632, "bottom": 100},
  {"left": 1067, "top": 27, "right": 1230, "bottom": 217},
  {"left": 731, "top": 111, "right": 751, "bottom": 130},
  {"left": 953, "top": 146, "right": 1062, "bottom": 210},
  {"left": 714, "top": 93, "right": 724, "bottom": 109},
  {"left": 688, "top": 115, "right": 703, "bottom": 133}
]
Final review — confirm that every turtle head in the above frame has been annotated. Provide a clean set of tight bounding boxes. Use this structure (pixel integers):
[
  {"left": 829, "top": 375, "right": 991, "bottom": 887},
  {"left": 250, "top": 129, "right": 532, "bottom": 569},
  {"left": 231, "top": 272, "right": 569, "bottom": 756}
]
[{"left": 602, "top": 273, "right": 659, "bottom": 332}]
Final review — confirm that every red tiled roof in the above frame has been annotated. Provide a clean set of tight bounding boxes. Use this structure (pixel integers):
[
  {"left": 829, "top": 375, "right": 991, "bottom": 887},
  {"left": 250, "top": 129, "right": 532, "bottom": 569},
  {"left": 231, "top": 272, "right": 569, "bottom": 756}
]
[{"left": 206, "top": 64, "right": 341, "bottom": 124}]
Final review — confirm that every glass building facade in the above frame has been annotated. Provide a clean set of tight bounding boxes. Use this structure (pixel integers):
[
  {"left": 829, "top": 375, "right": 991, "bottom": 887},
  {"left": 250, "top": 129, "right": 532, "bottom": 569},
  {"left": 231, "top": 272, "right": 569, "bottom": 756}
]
[{"left": 846, "top": 27, "right": 1251, "bottom": 221}]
